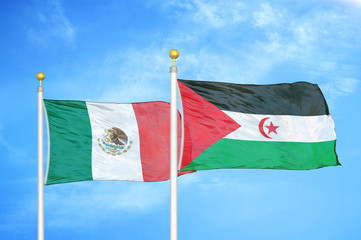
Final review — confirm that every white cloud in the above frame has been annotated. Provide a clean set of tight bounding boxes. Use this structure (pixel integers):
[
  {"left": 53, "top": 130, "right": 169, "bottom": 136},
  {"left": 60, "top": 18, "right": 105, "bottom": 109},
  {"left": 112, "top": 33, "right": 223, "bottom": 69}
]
[
  {"left": 42, "top": 46, "right": 173, "bottom": 103},
  {"left": 0, "top": 126, "right": 26, "bottom": 158},
  {"left": 94, "top": 47, "right": 171, "bottom": 103},
  {"left": 27, "top": 0, "right": 75, "bottom": 45},
  {"left": 164, "top": 0, "right": 246, "bottom": 28},
  {"left": 320, "top": 78, "right": 359, "bottom": 108},
  {"left": 243, "top": 2, "right": 361, "bottom": 96},
  {"left": 163, "top": 0, "right": 361, "bottom": 96},
  {"left": 332, "top": 0, "right": 361, "bottom": 7},
  {"left": 253, "top": 2, "right": 283, "bottom": 28},
  {"left": 0, "top": 201, "right": 36, "bottom": 234},
  {"left": 293, "top": 26, "right": 316, "bottom": 45},
  {"left": 0, "top": 180, "right": 168, "bottom": 232},
  {"left": 192, "top": 0, "right": 245, "bottom": 27},
  {"left": 337, "top": 78, "right": 358, "bottom": 93},
  {"left": 45, "top": 181, "right": 168, "bottom": 228},
  {"left": 179, "top": 171, "right": 301, "bottom": 224},
  {"left": 178, "top": 173, "right": 202, "bottom": 187},
  {"left": 43, "top": 1, "right": 360, "bottom": 107}
]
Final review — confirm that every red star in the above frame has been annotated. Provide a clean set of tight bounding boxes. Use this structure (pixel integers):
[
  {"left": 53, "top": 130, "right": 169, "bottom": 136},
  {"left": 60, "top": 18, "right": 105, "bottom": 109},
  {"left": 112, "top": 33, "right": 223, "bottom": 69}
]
[{"left": 265, "top": 121, "right": 279, "bottom": 135}]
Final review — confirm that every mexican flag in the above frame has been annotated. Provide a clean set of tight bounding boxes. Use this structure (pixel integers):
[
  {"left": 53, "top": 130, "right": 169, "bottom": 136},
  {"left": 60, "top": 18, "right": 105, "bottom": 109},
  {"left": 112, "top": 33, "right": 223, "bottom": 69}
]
[
  {"left": 44, "top": 100, "right": 185, "bottom": 185},
  {"left": 178, "top": 79, "right": 340, "bottom": 172}
]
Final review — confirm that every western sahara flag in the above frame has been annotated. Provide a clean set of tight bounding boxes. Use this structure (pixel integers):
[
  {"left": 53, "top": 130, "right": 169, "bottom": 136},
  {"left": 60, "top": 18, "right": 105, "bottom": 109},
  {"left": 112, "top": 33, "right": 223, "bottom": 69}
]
[
  {"left": 44, "top": 100, "right": 186, "bottom": 185},
  {"left": 178, "top": 79, "right": 340, "bottom": 172}
]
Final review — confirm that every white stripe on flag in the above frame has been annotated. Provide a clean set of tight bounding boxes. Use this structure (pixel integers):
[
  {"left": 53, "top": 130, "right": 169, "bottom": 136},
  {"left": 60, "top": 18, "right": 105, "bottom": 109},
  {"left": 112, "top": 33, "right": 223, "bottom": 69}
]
[
  {"left": 223, "top": 111, "right": 336, "bottom": 142},
  {"left": 86, "top": 102, "right": 143, "bottom": 181}
]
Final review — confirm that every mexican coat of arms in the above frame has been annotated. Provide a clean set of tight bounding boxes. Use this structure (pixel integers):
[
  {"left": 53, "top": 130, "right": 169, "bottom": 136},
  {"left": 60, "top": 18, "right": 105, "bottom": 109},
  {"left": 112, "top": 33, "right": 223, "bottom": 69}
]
[{"left": 97, "top": 127, "right": 132, "bottom": 156}]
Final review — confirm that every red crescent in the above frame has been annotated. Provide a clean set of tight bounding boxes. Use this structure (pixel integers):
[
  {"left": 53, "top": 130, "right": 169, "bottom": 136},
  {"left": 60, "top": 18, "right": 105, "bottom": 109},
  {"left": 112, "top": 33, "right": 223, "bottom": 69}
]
[{"left": 259, "top": 117, "right": 271, "bottom": 139}]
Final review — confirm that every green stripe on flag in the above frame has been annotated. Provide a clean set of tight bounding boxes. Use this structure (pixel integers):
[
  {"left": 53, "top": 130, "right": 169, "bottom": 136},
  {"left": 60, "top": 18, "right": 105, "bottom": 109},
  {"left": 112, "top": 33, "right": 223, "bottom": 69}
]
[
  {"left": 181, "top": 139, "right": 339, "bottom": 171},
  {"left": 44, "top": 100, "right": 93, "bottom": 185}
]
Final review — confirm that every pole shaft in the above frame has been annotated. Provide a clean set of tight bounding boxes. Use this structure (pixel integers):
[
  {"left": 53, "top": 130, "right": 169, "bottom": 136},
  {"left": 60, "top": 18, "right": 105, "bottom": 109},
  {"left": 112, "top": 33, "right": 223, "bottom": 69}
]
[
  {"left": 37, "top": 87, "right": 44, "bottom": 240},
  {"left": 170, "top": 66, "right": 178, "bottom": 240}
]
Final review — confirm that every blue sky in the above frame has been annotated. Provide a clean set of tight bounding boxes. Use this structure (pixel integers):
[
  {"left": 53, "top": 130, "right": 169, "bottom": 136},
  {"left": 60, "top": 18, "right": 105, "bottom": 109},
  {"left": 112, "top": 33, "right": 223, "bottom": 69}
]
[{"left": 1, "top": 0, "right": 361, "bottom": 239}]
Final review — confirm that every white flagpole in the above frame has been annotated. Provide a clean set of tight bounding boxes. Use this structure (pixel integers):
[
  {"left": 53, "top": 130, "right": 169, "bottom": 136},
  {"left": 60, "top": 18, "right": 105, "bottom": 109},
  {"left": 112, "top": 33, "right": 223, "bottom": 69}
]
[
  {"left": 169, "top": 49, "right": 179, "bottom": 240},
  {"left": 37, "top": 72, "right": 45, "bottom": 240}
]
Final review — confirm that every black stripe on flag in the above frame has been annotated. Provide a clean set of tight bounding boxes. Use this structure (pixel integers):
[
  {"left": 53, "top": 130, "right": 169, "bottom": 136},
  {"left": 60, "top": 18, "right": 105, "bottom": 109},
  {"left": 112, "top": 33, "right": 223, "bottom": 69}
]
[{"left": 178, "top": 79, "right": 329, "bottom": 116}]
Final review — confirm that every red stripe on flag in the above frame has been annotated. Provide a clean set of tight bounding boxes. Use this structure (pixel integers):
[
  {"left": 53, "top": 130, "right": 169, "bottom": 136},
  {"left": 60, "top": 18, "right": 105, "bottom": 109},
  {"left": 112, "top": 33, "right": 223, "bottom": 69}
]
[
  {"left": 132, "top": 102, "right": 188, "bottom": 182},
  {"left": 178, "top": 81, "right": 241, "bottom": 170}
]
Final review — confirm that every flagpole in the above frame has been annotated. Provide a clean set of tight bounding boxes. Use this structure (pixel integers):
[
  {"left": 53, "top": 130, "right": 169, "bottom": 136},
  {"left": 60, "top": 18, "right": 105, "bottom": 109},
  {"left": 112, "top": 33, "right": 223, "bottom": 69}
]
[
  {"left": 169, "top": 49, "right": 179, "bottom": 240},
  {"left": 37, "top": 72, "right": 45, "bottom": 240}
]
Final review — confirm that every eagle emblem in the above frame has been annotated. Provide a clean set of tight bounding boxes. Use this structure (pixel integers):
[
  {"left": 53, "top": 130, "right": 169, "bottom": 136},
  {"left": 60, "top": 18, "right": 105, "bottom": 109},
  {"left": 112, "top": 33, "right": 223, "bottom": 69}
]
[{"left": 97, "top": 127, "right": 132, "bottom": 156}]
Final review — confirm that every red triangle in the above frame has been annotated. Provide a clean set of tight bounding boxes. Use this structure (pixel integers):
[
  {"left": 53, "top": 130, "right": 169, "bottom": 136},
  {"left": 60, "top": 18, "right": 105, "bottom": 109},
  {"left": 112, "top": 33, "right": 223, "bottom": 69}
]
[{"left": 178, "top": 81, "right": 241, "bottom": 170}]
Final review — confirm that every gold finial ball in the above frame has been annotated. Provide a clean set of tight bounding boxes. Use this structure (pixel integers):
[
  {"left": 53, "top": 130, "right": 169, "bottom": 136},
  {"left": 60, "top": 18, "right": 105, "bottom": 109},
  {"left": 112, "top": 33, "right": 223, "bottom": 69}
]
[
  {"left": 169, "top": 49, "right": 179, "bottom": 60},
  {"left": 36, "top": 72, "right": 45, "bottom": 81}
]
